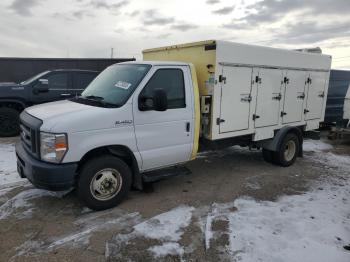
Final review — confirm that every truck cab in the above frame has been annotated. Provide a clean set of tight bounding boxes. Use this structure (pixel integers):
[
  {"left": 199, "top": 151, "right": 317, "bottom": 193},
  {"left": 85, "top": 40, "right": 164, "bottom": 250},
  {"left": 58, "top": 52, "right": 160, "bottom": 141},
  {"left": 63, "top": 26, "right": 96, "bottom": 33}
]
[
  {"left": 0, "top": 69, "right": 98, "bottom": 137},
  {"left": 16, "top": 61, "right": 199, "bottom": 210}
]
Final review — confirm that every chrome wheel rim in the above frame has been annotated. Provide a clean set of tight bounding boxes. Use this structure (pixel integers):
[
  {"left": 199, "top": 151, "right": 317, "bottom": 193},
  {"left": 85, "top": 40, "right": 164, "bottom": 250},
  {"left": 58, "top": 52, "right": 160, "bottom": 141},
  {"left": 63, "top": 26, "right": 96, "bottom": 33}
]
[
  {"left": 284, "top": 140, "right": 296, "bottom": 162},
  {"left": 90, "top": 168, "right": 122, "bottom": 201}
]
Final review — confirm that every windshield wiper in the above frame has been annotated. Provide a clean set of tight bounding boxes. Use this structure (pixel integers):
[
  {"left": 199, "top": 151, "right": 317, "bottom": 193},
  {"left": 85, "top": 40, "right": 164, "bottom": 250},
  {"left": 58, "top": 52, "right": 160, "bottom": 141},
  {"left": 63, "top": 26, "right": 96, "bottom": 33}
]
[
  {"left": 79, "top": 95, "right": 119, "bottom": 108},
  {"left": 83, "top": 95, "right": 105, "bottom": 101}
]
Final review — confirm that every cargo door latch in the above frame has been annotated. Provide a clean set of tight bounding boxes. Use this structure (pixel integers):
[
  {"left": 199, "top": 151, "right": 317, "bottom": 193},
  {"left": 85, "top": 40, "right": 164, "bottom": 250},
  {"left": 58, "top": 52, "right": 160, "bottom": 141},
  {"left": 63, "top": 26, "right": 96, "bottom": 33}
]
[
  {"left": 252, "top": 114, "right": 260, "bottom": 120},
  {"left": 216, "top": 118, "right": 225, "bottom": 125},
  {"left": 219, "top": 75, "right": 226, "bottom": 83}
]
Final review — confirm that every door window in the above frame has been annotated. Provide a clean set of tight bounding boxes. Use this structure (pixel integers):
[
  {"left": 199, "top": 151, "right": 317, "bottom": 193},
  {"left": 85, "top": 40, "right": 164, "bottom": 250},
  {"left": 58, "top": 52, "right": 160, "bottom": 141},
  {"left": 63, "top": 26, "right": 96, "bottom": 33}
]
[
  {"left": 47, "top": 73, "right": 68, "bottom": 90},
  {"left": 141, "top": 69, "right": 186, "bottom": 109}
]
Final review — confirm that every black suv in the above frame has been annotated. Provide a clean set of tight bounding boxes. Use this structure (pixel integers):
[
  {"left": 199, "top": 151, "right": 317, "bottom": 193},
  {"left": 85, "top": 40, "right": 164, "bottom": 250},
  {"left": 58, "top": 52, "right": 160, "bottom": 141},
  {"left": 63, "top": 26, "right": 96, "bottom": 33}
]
[{"left": 0, "top": 69, "right": 99, "bottom": 137}]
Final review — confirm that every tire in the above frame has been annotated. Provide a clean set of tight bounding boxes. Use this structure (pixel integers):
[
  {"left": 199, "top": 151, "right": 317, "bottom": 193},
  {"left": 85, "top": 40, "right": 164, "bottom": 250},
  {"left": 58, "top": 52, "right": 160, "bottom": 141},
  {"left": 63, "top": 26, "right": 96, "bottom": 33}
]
[
  {"left": 262, "top": 148, "right": 274, "bottom": 163},
  {"left": 274, "top": 133, "right": 299, "bottom": 167},
  {"left": 77, "top": 155, "right": 132, "bottom": 210},
  {"left": 0, "top": 107, "right": 20, "bottom": 137}
]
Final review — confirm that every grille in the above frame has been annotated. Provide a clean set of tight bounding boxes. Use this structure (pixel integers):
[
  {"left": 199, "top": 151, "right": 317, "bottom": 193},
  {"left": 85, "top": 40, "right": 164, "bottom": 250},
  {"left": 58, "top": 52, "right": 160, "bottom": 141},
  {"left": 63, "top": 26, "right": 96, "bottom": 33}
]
[{"left": 19, "top": 112, "right": 42, "bottom": 158}]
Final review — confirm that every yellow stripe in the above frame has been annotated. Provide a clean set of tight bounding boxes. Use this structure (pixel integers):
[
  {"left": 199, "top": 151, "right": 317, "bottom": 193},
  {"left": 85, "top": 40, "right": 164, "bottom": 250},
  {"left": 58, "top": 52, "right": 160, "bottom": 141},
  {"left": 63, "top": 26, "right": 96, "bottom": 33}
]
[{"left": 189, "top": 64, "right": 200, "bottom": 160}]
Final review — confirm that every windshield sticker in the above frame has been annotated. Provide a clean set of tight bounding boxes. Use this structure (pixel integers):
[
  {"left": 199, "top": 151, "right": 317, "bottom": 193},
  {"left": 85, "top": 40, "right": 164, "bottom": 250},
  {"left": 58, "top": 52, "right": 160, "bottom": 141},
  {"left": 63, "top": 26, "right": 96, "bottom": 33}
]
[{"left": 115, "top": 81, "right": 132, "bottom": 90}]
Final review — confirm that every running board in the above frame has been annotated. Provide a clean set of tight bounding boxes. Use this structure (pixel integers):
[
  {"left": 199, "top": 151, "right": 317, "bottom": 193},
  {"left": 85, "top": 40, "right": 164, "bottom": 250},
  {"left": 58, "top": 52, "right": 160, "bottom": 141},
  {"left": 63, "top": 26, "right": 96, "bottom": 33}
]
[{"left": 142, "top": 166, "right": 191, "bottom": 183}]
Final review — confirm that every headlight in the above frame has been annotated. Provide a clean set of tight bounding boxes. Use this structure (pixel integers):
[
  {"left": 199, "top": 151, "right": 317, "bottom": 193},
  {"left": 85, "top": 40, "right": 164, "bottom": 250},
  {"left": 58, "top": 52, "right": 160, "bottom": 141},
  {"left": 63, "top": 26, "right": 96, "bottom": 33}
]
[{"left": 40, "top": 132, "right": 68, "bottom": 163}]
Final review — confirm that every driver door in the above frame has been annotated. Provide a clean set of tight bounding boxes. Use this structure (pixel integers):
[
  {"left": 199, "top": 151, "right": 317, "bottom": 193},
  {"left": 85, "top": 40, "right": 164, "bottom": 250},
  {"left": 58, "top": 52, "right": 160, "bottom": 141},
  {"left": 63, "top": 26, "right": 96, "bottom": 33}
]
[
  {"left": 31, "top": 72, "right": 70, "bottom": 103},
  {"left": 132, "top": 66, "right": 194, "bottom": 171}
]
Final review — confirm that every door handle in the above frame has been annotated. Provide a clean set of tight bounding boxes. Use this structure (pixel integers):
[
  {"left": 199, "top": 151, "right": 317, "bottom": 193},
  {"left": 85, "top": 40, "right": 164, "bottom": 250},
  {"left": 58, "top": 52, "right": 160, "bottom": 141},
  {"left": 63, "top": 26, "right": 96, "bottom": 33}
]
[{"left": 186, "top": 122, "right": 190, "bottom": 132}]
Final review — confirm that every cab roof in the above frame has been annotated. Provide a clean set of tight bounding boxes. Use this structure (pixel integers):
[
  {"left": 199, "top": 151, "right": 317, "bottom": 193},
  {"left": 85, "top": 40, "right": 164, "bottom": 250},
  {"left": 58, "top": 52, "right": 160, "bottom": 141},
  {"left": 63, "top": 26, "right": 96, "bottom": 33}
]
[{"left": 119, "top": 60, "right": 190, "bottom": 66}]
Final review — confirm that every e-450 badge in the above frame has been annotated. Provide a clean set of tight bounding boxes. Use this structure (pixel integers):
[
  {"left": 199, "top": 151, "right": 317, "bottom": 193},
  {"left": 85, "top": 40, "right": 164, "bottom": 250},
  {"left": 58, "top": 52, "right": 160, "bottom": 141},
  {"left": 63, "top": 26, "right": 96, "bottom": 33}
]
[{"left": 115, "top": 120, "right": 133, "bottom": 126}]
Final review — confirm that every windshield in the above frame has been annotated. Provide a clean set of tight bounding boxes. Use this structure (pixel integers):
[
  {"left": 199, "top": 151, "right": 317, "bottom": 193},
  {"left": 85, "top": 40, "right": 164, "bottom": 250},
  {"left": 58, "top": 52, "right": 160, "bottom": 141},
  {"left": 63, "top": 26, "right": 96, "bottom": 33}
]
[
  {"left": 21, "top": 71, "right": 50, "bottom": 85},
  {"left": 81, "top": 64, "right": 151, "bottom": 107}
]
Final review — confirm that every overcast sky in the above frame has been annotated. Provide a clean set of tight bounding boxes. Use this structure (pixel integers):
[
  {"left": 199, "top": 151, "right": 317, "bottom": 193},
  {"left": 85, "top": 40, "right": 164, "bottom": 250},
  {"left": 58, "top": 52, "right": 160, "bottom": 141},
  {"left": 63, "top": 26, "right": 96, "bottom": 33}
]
[{"left": 0, "top": 0, "right": 349, "bottom": 68}]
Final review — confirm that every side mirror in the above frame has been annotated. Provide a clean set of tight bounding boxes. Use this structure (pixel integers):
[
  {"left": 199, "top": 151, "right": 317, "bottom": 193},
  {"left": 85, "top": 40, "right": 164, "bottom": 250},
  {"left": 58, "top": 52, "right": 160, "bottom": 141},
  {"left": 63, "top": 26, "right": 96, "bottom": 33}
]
[
  {"left": 139, "top": 88, "right": 168, "bottom": 111},
  {"left": 33, "top": 79, "right": 49, "bottom": 94}
]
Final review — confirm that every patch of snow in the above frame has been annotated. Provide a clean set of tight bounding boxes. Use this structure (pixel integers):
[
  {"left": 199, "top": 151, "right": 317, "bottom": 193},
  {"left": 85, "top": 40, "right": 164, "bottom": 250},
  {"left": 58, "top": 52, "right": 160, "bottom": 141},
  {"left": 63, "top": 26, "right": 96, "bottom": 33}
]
[
  {"left": 148, "top": 242, "right": 184, "bottom": 258},
  {"left": 303, "top": 139, "right": 333, "bottom": 152},
  {"left": 0, "top": 143, "right": 25, "bottom": 187},
  {"left": 0, "top": 188, "right": 69, "bottom": 219},
  {"left": 134, "top": 205, "right": 194, "bottom": 242}
]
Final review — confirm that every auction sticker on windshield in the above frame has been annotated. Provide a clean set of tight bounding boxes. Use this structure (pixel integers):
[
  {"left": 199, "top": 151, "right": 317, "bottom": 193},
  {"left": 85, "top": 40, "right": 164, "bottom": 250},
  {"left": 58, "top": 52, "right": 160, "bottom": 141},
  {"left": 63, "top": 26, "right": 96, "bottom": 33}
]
[{"left": 115, "top": 81, "right": 132, "bottom": 90}]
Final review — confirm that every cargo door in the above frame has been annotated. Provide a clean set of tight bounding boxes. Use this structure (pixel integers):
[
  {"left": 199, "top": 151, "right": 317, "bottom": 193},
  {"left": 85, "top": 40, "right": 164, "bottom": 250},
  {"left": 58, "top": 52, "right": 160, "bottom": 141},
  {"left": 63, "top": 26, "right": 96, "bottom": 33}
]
[
  {"left": 254, "top": 69, "right": 283, "bottom": 128},
  {"left": 282, "top": 70, "right": 307, "bottom": 123},
  {"left": 219, "top": 66, "right": 253, "bottom": 133},
  {"left": 305, "top": 72, "right": 327, "bottom": 120}
]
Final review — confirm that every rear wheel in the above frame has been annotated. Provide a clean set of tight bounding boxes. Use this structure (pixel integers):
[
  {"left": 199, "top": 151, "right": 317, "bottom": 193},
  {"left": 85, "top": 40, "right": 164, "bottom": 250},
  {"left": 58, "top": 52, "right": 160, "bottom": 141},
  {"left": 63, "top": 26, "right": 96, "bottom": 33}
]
[
  {"left": 0, "top": 107, "right": 20, "bottom": 137},
  {"left": 77, "top": 155, "right": 132, "bottom": 210},
  {"left": 274, "top": 133, "right": 299, "bottom": 167}
]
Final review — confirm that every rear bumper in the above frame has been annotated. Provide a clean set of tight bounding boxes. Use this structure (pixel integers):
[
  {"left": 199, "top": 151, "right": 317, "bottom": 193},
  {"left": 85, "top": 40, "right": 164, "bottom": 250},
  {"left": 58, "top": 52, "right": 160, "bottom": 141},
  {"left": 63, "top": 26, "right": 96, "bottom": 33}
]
[{"left": 15, "top": 142, "right": 77, "bottom": 191}]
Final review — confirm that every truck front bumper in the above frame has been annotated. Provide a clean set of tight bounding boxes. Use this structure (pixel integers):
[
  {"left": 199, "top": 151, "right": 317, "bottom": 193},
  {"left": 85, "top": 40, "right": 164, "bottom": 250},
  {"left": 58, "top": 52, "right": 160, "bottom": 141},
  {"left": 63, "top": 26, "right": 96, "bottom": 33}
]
[{"left": 15, "top": 142, "right": 78, "bottom": 191}]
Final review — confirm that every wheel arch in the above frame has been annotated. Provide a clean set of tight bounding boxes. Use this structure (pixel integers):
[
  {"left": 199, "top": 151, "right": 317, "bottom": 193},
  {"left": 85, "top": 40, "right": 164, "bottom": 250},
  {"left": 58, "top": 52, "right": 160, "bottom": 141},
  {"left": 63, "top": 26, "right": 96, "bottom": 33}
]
[
  {"left": 0, "top": 99, "right": 26, "bottom": 111},
  {"left": 77, "top": 145, "right": 142, "bottom": 190},
  {"left": 261, "top": 126, "right": 303, "bottom": 157}
]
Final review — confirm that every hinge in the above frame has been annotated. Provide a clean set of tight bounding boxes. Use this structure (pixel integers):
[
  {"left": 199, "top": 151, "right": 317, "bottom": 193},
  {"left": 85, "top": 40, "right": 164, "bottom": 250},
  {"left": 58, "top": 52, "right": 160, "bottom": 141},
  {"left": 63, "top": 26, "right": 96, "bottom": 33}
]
[
  {"left": 283, "top": 77, "right": 289, "bottom": 84},
  {"left": 318, "top": 92, "right": 325, "bottom": 98},
  {"left": 272, "top": 93, "right": 282, "bottom": 100},
  {"left": 255, "top": 76, "right": 262, "bottom": 84},
  {"left": 304, "top": 109, "right": 309, "bottom": 114},
  {"left": 281, "top": 111, "right": 287, "bottom": 117},
  {"left": 241, "top": 95, "right": 252, "bottom": 103},
  {"left": 216, "top": 118, "right": 225, "bottom": 125},
  {"left": 252, "top": 114, "right": 260, "bottom": 120},
  {"left": 219, "top": 75, "right": 226, "bottom": 83}
]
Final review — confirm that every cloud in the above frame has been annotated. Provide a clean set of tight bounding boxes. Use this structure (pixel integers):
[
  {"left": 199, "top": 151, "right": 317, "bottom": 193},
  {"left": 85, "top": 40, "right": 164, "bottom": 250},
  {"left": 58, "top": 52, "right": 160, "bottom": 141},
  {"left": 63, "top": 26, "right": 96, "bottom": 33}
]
[
  {"left": 170, "top": 23, "right": 198, "bottom": 31},
  {"left": 10, "top": 0, "right": 40, "bottom": 16},
  {"left": 72, "top": 10, "right": 94, "bottom": 19},
  {"left": 279, "top": 21, "right": 350, "bottom": 44},
  {"left": 126, "top": 10, "right": 140, "bottom": 17},
  {"left": 212, "top": 6, "right": 234, "bottom": 15},
  {"left": 157, "top": 33, "right": 171, "bottom": 39},
  {"left": 89, "top": 0, "right": 129, "bottom": 10},
  {"left": 206, "top": 0, "right": 220, "bottom": 4},
  {"left": 142, "top": 9, "right": 175, "bottom": 26}
]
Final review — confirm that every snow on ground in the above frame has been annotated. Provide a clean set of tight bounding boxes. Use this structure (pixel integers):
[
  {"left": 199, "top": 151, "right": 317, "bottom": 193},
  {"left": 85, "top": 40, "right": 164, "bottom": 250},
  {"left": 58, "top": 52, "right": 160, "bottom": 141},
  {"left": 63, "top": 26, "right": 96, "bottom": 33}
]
[
  {"left": 0, "top": 189, "right": 69, "bottom": 220},
  {"left": 303, "top": 139, "right": 333, "bottom": 152},
  {"left": 107, "top": 206, "right": 194, "bottom": 259},
  {"left": 0, "top": 142, "right": 25, "bottom": 187}
]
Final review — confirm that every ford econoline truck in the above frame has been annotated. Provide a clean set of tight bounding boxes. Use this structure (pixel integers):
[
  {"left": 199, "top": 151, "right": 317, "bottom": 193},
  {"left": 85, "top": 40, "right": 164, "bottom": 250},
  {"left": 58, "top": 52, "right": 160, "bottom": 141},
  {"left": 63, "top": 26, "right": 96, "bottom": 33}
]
[{"left": 16, "top": 40, "right": 331, "bottom": 210}]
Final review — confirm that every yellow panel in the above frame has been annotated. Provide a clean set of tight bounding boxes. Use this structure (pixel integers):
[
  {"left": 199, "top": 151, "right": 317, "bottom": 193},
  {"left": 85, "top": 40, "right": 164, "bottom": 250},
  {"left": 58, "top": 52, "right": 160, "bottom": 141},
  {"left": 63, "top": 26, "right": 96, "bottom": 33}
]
[
  {"left": 189, "top": 64, "right": 200, "bottom": 159},
  {"left": 143, "top": 40, "right": 217, "bottom": 96}
]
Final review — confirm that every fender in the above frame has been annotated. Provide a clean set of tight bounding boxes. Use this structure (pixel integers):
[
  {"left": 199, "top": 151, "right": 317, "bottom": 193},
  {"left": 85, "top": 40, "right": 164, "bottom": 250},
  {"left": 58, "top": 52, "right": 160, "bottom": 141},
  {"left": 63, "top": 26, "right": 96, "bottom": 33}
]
[{"left": 261, "top": 126, "right": 303, "bottom": 157}]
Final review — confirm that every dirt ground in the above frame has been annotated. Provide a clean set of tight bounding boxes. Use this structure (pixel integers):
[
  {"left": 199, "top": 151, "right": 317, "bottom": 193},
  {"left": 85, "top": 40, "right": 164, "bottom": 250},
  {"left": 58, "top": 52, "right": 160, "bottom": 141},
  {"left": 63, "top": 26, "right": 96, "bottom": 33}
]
[{"left": 0, "top": 134, "right": 349, "bottom": 261}]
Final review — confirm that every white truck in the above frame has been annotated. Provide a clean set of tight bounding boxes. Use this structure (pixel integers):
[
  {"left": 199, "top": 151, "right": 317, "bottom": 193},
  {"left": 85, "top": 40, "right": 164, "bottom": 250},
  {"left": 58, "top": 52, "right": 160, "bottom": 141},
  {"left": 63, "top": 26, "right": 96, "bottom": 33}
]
[{"left": 16, "top": 40, "right": 332, "bottom": 210}]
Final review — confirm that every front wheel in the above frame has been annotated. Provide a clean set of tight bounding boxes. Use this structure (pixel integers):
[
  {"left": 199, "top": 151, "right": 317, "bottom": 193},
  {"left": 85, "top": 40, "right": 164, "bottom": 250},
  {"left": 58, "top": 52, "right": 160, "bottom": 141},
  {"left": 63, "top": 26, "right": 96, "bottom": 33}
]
[{"left": 77, "top": 155, "right": 132, "bottom": 210}]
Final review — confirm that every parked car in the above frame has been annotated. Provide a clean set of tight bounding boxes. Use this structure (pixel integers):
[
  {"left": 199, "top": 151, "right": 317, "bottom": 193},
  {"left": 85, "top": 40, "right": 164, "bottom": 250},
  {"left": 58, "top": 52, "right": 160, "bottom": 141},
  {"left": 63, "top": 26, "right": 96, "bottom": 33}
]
[
  {"left": 0, "top": 69, "right": 99, "bottom": 136},
  {"left": 16, "top": 40, "right": 331, "bottom": 210}
]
